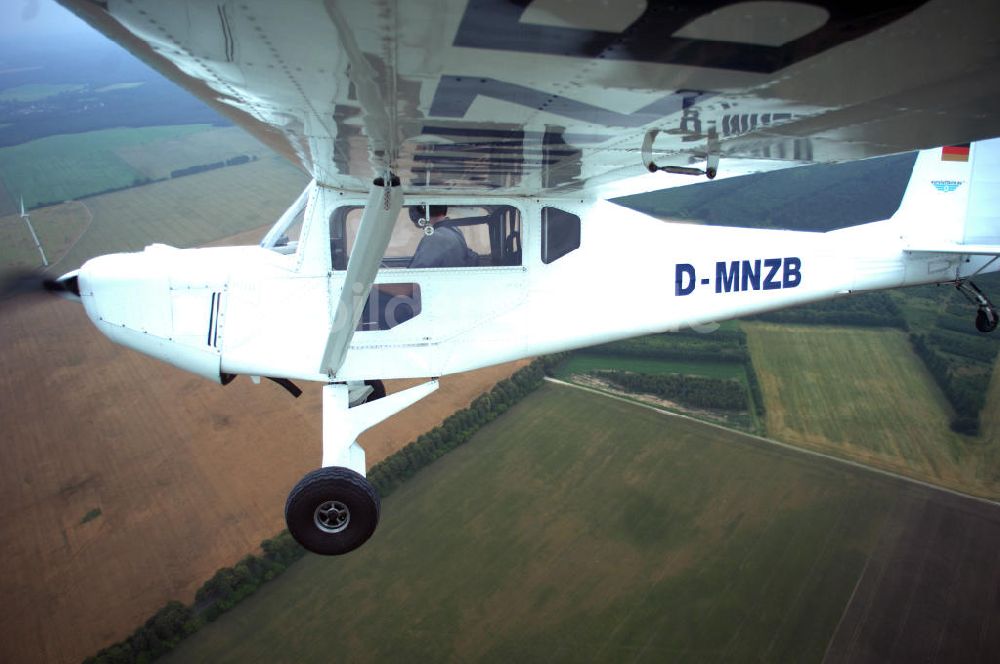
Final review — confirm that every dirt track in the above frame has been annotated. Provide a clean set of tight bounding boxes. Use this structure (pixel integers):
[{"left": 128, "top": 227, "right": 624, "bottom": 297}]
[{"left": 0, "top": 296, "right": 526, "bottom": 664}]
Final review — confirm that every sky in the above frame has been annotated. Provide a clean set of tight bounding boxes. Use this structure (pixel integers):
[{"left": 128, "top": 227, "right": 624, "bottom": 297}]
[{"left": 0, "top": 0, "right": 95, "bottom": 39}]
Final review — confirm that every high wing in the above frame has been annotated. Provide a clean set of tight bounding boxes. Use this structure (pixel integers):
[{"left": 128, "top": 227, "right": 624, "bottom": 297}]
[{"left": 58, "top": 0, "right": 1000, "bottom": 196}]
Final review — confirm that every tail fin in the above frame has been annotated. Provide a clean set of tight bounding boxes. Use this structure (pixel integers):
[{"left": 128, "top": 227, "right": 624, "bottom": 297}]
[{"left": 897, "top": 139, "right": 1000, "bottom": 252}]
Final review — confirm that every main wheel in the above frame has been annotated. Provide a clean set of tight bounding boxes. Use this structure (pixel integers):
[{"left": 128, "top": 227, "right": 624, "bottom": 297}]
[
  {"left": 976, "top": 308, "right": 998, "bottom": 333},
  {"left": 285, "top": 467, "right": 380, "bottom": 555}
]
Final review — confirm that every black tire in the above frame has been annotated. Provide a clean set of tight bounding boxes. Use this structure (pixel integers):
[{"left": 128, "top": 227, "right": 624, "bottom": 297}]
[
  {"left": 976, "top": 308, "right": 998, "bottom": 333},
  {"left": 285, "top": 467, "right": 380, "bottom": 555},
  {"left": 364, "top": 379, "right": 386, "bottom": 402}
]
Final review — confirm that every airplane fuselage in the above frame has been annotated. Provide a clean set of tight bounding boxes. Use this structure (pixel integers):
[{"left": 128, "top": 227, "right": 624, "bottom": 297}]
[{"left": 73, "top": 196, "right": 990, "bottom": 387}]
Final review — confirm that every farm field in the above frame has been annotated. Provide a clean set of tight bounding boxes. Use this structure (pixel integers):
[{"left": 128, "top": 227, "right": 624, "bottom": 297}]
[
  {"left": 163, "top": 383, "right": 1000, "bottom": 663},
  {"left": 0, "top": 291, "right": 527, "bottom": 664},
  {"left": 744, "top": 322, "right": 1000, "bottom": 499},
  {"left": 0, "top": 199, "right": 92, "bottom": 270},
  {"left": 822, "top": 489, "right": 1000, "bottom": 663},
  {"left": 51, "top": 156, "right": 307, "bottom": 270},
  {"left": 0, "top": 125, "right": 215, "bottom": 208},
  {"left": 114, "top": 126, "right": 269, "bottom": 181},
  {"left": 0, "top": 155, "right": 307, "bottom": 272}
]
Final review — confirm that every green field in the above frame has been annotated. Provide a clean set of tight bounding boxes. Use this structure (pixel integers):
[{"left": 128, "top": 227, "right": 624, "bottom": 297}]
[
  {"left": 0, "top": 125, "right": 216, "bottom": 208},
  {"left": 0, "top": 157, "right": 308, "bottom": 272},
  {"left": 745, "top": 322, "right": 1000, "bottom": 498},
  {"left": 165, "top": 384, "right": 893, "bottom": 663},
  {"left": 554, "top": 351, "right": 745, "bottom": 381},
  {"left": 114, "top": 126, "right": 271, "bottom": 181}
]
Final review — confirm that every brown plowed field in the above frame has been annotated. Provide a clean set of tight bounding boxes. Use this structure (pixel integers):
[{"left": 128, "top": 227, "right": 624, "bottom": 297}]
[
  {"left": 822, "top": 487, "right": 1000, "bottom": 663},
  {"left": 0, "top": 295, "right": 526, "bottom": 664}
]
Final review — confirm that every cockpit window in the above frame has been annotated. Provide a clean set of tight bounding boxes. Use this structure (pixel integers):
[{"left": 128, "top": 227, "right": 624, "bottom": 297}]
[
  {"left": 541, "top": 207, "right": 580, "bottom": 264},
  {"left": 330, "top": 205, "right": 521, "bottom": 270},
  {"left": 263, "top": 201, "right": 305, "bottom": 255}
]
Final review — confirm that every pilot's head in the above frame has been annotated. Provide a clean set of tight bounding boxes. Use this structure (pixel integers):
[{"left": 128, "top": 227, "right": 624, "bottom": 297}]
[{"left": 428, "top": 205, "right": 448, "bottom": 223}]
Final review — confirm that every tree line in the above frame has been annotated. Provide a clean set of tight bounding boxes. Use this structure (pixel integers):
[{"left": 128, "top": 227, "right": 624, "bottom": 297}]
[
  {"left": 928, "top": 329, "right": 999, "bottom": 364},
  {"left": 585, "top": 328, "right": 767, "bottom": 421},
  {"left": 903, "top": 274, "right": 1000, "bottom": 435},
  {"left": 751, "top": 292, "right": 905, "bottom": 328},
  {"left": 592, "top": 369, "right": 748, "bottom": 412},
  {"left": 587, "top": 330, "right": 749, "bottom": 364},
  {"left": 84, "top": 529, "right": 306, "bottom": 663},
  {"left": 909, "top": 332, "right": 991, "bottom": 434},
  {"left": 170, "top": 154, "right": 256, "bottom": 178},
  {"left": 85, "top": 355, "right": 564, "bottom": 664},
  {"left": 28, "top": 155, "right": 259, "bottom": 210}
]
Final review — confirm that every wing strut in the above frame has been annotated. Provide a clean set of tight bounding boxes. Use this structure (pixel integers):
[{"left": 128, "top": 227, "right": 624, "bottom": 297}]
[{"left": 320, "top": 176, "right": 402, "bottom": 377}]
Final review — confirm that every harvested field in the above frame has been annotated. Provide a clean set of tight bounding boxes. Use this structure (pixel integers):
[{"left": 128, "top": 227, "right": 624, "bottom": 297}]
[
  {"left": 50, "top": 157, "right": 308, "bottom": 271},
  {"left": 0, "top": 200, "right": 92, "bottom": 270},
  {"left": 163, "top": 383, "right": 1000, "bottom": 663},
  {"left": 0, "top": 294, "right": 526, "bottom": 664},
  {"left": 0, "top": 156, "right": 307, "bottom": 274},
  {"left": 744, "top": 323, "right": 1000, "bottom": 499}
]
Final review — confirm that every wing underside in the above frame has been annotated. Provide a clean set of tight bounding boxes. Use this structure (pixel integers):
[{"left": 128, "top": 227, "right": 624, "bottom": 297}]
[{"left": 59, "top": 0, "right": 1000, "bottom": 197}]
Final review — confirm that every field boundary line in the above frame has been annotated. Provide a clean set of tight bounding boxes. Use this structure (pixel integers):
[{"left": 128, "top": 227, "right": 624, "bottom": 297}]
[{"left": 544, "top": 377, "right": 1000, "bottom": 509}]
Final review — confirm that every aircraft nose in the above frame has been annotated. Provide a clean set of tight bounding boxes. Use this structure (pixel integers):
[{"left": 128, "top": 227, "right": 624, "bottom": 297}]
[{"left": 76, "top": 253, "right": 172, "bottom": 337}]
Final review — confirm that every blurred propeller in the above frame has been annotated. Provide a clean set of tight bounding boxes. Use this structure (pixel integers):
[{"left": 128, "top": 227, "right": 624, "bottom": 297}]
[{"left": 0, "top": 268, "right": 80, "bottom": 305}]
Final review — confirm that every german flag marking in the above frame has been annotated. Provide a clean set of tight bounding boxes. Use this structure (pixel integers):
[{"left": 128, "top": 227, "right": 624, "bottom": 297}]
[{"left": 942, "top": 144, "right": 970, "bottom": 162}]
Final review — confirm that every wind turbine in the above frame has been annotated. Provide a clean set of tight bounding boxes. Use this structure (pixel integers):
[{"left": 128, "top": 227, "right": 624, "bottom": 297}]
[{"left": 19, "top": 197, "right": 48, "bottom": 267}]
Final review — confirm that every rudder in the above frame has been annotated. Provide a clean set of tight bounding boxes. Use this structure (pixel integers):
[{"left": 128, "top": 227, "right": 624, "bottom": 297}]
[{"left": 895, "top": 139, "right": 1000, "bottom": 249}]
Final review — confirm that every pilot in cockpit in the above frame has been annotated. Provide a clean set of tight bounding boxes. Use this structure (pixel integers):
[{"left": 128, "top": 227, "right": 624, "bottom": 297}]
[{"left": 409, "top": 205, "right": 479, "bottom": 268}]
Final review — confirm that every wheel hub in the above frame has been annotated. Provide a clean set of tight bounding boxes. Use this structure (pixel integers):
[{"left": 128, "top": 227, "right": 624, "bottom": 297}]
[{"left": 314, "top": 500, "right": 350, "bottom": 533}]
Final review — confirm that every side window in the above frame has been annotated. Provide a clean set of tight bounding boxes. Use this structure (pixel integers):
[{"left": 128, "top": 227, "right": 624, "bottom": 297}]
[
  {"left": 541, "top": 207, "right": 581, "bottom": 264},
  {"left": 330, "top": 205, "right": 521, "bottom": 270},
  {"left": 356, "top": 283, "right": 421, "bottom": 331}
]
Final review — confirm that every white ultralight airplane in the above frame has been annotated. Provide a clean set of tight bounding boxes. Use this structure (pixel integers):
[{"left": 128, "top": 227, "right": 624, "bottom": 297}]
[{"left": 44, "top": 0, "right": 1000, "bottom": 554}]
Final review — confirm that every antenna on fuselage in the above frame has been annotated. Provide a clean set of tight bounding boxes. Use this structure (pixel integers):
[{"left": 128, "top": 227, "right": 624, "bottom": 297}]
[{"left": 18, "top": 196, "right": 48, "bottom": 267}]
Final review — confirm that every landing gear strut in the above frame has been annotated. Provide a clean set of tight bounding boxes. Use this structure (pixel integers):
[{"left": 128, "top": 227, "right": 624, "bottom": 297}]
[
  {"left": 956, "top": 280, "right": 998, "bottom": 333},
  {"left": 284, "top": 379, "right": 439, "bottom": 555}
]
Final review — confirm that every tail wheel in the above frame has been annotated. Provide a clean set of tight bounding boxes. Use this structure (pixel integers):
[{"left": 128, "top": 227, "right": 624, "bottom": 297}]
[
  {"left": 285, "top": 467, "right": 380, "bottom": 555},
  {"left": 364, "top": 379, "right": 386, "bottom": 402},
  {"left": 976, "top": 307, "right": 998, "bottom": 333}
]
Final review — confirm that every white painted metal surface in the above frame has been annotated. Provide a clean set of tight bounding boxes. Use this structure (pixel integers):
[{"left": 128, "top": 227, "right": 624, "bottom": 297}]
[
  {"left": 59, "top": 0, "right": 1000, "bottom": 196},
  {"left": 69, "top": 141, "right": 1000, "bottom": 388},
  {"left": 321, "top": 380, "right": 439, "bottom": 473}
]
